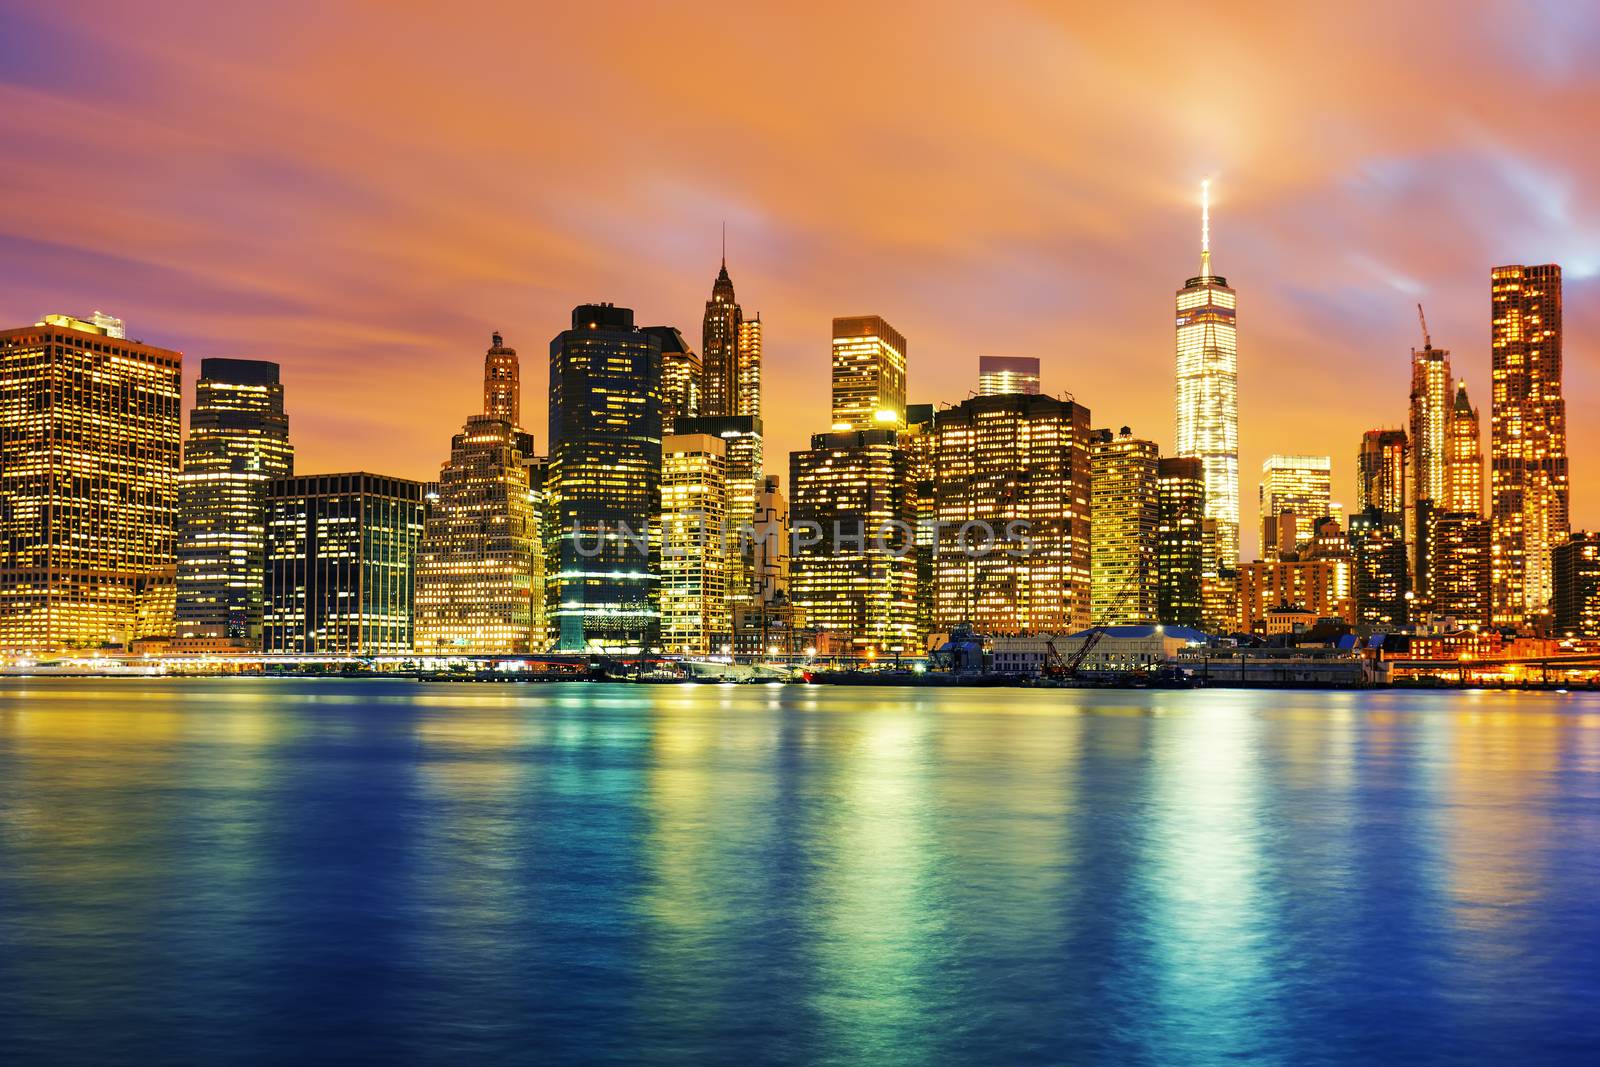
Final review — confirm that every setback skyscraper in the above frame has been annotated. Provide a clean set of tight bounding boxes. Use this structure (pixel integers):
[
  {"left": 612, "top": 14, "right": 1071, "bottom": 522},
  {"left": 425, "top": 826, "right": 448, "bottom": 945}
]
[
  {"left": 1447, "top": 382, "right": 1483, "bottom": 514},
  {"left": 701, "top": 252, "right": 761, "bottom": 420},
  {"left": 549, "top": 304, "right": 663, "bottom": 651},
  {"left": 174, "top": 359, "right": 293, "bottom": 648},
  {"left": 1408, "top": 318, "right": 1452, "bottom": 515},
  {"left": 1490, "top": 264, "right": 1569, "bottom": 626},
  {"left": 0, "top": 313, "right": 181, "bottom": 653},
  {"left": 1258, "top": 455, "right": 1332, "bottom": 560},
  {"left": 414, "top": 335, "right": 545, "bottom": 654},
  {"left": 1174, "top": 181, "right": 1239, "bottom": 570}
]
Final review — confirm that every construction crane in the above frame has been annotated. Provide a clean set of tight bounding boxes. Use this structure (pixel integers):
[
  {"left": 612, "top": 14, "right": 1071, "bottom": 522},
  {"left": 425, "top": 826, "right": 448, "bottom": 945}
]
[{"left": 1416, "top": 303, "right": 1431, "bottom": 351}]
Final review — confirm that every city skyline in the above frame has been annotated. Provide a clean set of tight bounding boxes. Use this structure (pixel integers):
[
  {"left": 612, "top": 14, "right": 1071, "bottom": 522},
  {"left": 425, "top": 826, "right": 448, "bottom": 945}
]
[{"left": 1, "top": 5, "right": 1597, "bottom": 560}]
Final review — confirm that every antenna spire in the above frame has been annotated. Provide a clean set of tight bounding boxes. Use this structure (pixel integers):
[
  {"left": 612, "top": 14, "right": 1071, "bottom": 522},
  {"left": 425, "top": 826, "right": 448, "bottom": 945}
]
[
  {"left": 721, "top": 221, "right": 726, "bottom": 269},
  {"left": 1200, "top": 179, "right": 1212, "bottom": 278}
]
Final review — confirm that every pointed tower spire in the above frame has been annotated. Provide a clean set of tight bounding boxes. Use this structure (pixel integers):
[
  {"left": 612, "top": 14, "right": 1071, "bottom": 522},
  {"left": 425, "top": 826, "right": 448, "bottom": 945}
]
[
  {"left": 1200, "top": 179, "right": 1212, "bottom": 279},
  {"left": 721, "top": 220, "right": 726, "bottom": 270}
]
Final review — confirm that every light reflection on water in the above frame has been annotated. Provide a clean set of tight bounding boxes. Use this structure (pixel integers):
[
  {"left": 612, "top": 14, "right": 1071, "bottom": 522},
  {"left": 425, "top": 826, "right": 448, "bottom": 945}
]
[{"left": 2, "top": 678, "right": 1600, "bottom": 1064}]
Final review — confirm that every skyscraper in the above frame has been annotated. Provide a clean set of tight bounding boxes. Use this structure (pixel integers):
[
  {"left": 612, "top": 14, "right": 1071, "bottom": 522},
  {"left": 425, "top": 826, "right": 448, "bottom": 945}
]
[
  {"left": 831, "top": 315, "right": 907, "bottom": 431},
  {"left": 673, "top": 414, "right": 764, "bottom": 615},
  {"left": 701, "top": 252, "right": 760, "bottom": 420},
  {"left": 649, "top": 325, "right": 701, "bottom": 427},
  {"left": 1258, "top": 455, "right": 1332, "bottom": 560},
  {"left": 1429, "top": 511, "right": 1491, "bottom": 628},
  {"left": 0, "top": 313, "right": 181, "bottom": 653},
  {"left": 934, "top": 393, "right": 1092, "bottom": 635},
  {"left": 659, "top": 433, "right": 728, "bottom": 656},
  {"left": 415, "top": 335, "right": 544, "bottom": 654},
  {"left": 901, "top": 403, "right": 938, "bottom": 640},
  {"left": 264, "top": 473, "right": 422, "bottom": 654},
  {"left": 1357, "top": 430, "right": 1408, "bottom": 515},
  {"left": 1090, "top": 427, "right": 1159, "bottom": 624},
  {"left": 1175, "top": 180, "right": 1239, "bottom": 570},
  {"left": 1156, "top": 457, "right": 1205, "bottom": 628},
  {"left": 1447, "top": 382, "right": 1483, "bottom": 514},
  {"left": 978, "top": 356, "right": 1041, "bottom": 397},
  {"left": 549, "top": 304, "right": 663, "bottom": 651},
  {"left": 789, "top": 429, "right": 917, "bottom": 653},
  {"left": 1490, "top": 264, "right": 1569, "bottom": 626},
  {"left": 1408, "top": 325, "right": 1452, "bottom": 509},
  {"left": 1553, "top": 533, "right": 1600, "bottom": 639},
  {"left": 1349, "top": 507, "right": 1409, "bottom": 631},
  {"left": 174, "top": 359, "right": 293, "bottom": 648}
]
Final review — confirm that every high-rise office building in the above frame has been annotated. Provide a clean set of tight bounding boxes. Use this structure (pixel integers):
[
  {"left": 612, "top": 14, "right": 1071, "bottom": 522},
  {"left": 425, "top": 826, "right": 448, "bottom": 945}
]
[
  {"left": 1090, "top": 427, "right": 1159, "bottom": 624},
  {"left": 659, "top": 433, "right": 728, "bottom": 656},
  {"left": 934, "top": 393, "right": 1092, "bottom": 634},
  {"left": 831, "top": 315, "right": 907, "bottom": 431},
  {"left": 1156, "top": 457, "right": 1206, "bottom": 628},
  {"left": 649, "top": 325, "right": 701, "bottom": 427},
  {"left": 1349, "top": 507, "right": 1409, "bottom": 630},
  {"left": 549, "top": 304, "right": 663, "bottom": 651},
  {"left": 174, "top": 359, "right": 294, "bottom": 647},
  {"left": 1357, "top": 430, "right": 1408, "bottom": 515},
  {"left": 1258, "top": 455, "right": 1332, "bottom": 560},
  {"left": 901, "top": 403, "right": 938, "bottom": 640},
  {"left": 701, "top": 253, "right": 760, "bottom": 419},
  {"left": 1553, "top": 533, "right": 1600, "bottom": 639},
  {"left": 415, "top": 335, "right": 544, "bottom": 655},
  {"left": 1491, "top": 264, "right": 1569, "bottom": 626},
  {"left": 753, "top": 474, "right": 789, "bottom": 604},
  {"left": 1429, "top": 511, "right": 1491, "bottom": 628},
  {"left": 789, "top": 428, "right": 917, "bottom": 653},
  {"left": 1408, "top": 330, "right": 1452, "bottom": 513},
  {"left": 977, "top": 356, "right": 1041, "bottom": 397},
  {"left": 1175, "top": 181, "right": 1239, "bottom": 570},
  {"left": 0, "top": 313, "right": 182, "bottom": 653},
  {"left": 673, "top": 414, "right": 764, "bottom": 615},
  {"left": 1447, "top": 382, "right": 1483, "bottom": 514},
  {"left": 264, "top": 473, "right": 422, "bottom": 654}
]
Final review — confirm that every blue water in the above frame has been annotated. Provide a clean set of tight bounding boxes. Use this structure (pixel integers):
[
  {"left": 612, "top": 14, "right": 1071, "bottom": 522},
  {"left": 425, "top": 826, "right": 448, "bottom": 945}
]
[{"left": 1, "top": 679, "right": 1599, "bottom": 1064}]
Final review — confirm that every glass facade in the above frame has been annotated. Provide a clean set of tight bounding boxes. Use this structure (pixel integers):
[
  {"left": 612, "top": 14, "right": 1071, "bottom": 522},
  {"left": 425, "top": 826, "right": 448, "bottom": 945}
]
[
  {"left": 549, "top": 304, "right": 662, "bottom": 652},
  {"left": 1156, "top": 457, "right": 1205, "bottom": 628},
  {"left": 0, "top": 313, "right": 181, "bottom": 652},
  {"left": 263, "top": 473, "right": 422, "bottom": 654},
  {"left": 659, "top": 433, "right": 728, "bottom": 656},
  {"left": 174, "top": 358, "right": 292, "bottom": 646},
  {"left": 1258, "top": 454, "right": 1332, "bottom": 560},
  {"left": 977, "top": 356, "right": 1040, "bottom": 397}
]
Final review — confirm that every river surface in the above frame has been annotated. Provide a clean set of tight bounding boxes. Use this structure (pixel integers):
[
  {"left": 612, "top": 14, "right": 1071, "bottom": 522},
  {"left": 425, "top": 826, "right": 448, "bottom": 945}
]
[{"left": 1, "top": 678, "right": 1598, "bottom": 1065}]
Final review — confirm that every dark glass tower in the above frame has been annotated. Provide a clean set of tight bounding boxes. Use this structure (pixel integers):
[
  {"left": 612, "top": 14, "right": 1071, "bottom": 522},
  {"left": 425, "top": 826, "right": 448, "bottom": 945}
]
[
  {"left": 549, "top": 304, "right": 663, "bottom": 652},
  {"left": 174, "top": 358, "right": 293, "bottom": 646}
]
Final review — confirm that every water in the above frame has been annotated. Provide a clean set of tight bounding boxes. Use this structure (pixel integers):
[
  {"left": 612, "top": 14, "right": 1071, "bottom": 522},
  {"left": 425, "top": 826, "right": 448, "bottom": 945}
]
[{"left": 1, "top": 679, "right": 1599, "bottom": 1065}]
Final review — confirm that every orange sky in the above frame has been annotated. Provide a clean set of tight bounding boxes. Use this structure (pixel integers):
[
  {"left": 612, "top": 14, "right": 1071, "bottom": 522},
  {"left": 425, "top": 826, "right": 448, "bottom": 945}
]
[{"left": 2, "top": 1, "right": 1596, "bottom": 557}]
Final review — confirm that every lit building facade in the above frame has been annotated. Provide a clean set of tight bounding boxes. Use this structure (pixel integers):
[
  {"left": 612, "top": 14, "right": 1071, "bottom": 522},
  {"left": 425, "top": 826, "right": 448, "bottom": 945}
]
[
  {"left": 0, "top": 313, "right": 181, "bottom": 653},
  {"left": 1175, "top": 182, "right": 1239, "bottom": 570},
  {"left": 1090, "top": 427, "right": 1159, "bottom": 624},
  {"left": 174, "top": 358, "right": 294, "bottom": 647},
  {"left": 1429, "top": 511, "right": 1491, "bottom": 629},
  {"left": 649, "top": 325, "right": 701, "bottom": 426},
  {"left": 673, "top": 414, "right": 764, "bottom": 617},
  {"left": 1357, "top": 429, "right": 1408, "bottom": 515},
  {"left": 1491, "top": 264, "right": 1569, "bottom": 626},
  {"left": 753, "top": 473, "right": 789, "bottom": 604},
  {"left": 1447, "top": 382, "right": 1483, "bottom": 514},
  {"left": 701, "top": 257, "right": 760, "bottom": 420},
  {"left": 1258, "top": 454, "right": 1331, "bottom": 560},
  {"left": 1553, "top": 532, "right": 1600, "bottom": 639},
  {"left": 549, "top": 304, "right": 663, "bottom": 651},
  {"left": 1156, "top": 456, "right": 1205, "bottom": 628},
  {"left": 659, "top": 433, "right": 728, "bottom": 656},
  {"left": 789, "top": 429, "right": 917, "bottom": 653},
  {"left": 1236, "top": 558, "right": 1355, "bottom": 633},
  {"left": 1409, "top": 338, "right": 1452, "bottom": 506},
  {"left": 934, "top": 393, "right": 1092, "bottom": 635},
  {"left": 1349, "top": 507, "right": 1409, "bottom": 631},
  {"left": 264, "top": 473, "right": 423, "bottom": 654},
  {"left": 415, "top": 334, "right": 544, "bottom": 655},
  {"left": 977, "top": 356, "right": 1040, "bottom": 397},
  {"left": 902, "top": 403, "right": 938, "bottom": 640},
  {"left": 831, "top": 315, "right": 907, "bottom": 431}
]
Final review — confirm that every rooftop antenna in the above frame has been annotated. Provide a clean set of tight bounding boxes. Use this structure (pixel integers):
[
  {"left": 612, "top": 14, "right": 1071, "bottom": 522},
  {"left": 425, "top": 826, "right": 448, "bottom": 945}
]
[
  {"left": 1200, "top": 179, "right": 1212, "bottom": 279},
  {"left": 1416, "top": 303, "right": 1431, "bottom": 350},
  {"left": 721, "top": 221, "right": 726, "bottom": 269}
]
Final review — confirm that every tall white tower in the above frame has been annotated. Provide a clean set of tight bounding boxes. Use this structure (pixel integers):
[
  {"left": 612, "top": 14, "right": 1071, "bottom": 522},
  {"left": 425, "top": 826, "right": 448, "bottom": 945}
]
[{"left": 1175, "top": 179, "right": 1239, "bottom": 570}]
